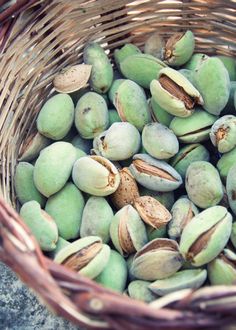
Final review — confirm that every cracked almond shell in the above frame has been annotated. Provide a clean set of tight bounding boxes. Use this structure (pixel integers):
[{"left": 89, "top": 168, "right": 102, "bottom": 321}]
[
  {"left": 130, "top": 238, "right": 183, "bottom": 281},
  {"left": 150, "top": 67, "right": 203, "bottom": 118},
  {"left": 129, "top": 154, "right": 182, "bottom": 192},
  {"left": 72, "top": 155, "right": 120, "bottom": 196},
  {"left": 110, "top": 167, "right": 139, "bottom": 210},
  {"left": 109, "top": 205, "right": 148, "bottom": 256},
  {"left": 162, "top": 30, "right": 195, "bottom": 67},
  {"left": 53, "top": 64, "right": 92, "bottom": 93},
  {"left": 179, "top": 206, "right": 232, "bottom": 266},
  {"left": 134, "top": 196, "right": 172, "bottom": 229},
  {"left": 54, "top": 236, "right": 110, "bottom": 279}
]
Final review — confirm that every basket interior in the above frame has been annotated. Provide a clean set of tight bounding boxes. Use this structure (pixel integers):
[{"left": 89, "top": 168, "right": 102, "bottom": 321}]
[{"left": 0, "top": 0, "right": 236, "bottom": 206}]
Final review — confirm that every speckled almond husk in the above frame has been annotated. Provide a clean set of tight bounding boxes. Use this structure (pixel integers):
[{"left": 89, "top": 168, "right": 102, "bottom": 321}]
[
  {"left": 134, "top": 196, "right": 172, "bottom": 229},
  {"left": 110, "top": 167, "right": 139, "bottom": 209}
]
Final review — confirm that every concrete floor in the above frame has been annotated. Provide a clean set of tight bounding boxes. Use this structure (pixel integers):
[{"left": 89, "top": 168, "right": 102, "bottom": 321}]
[{"left": 0, "top": 262, "right": 78, "bottom": 330}]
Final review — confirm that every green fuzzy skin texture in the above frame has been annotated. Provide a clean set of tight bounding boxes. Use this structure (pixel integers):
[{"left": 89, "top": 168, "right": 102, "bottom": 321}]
[
  {"left": 108, "top": 109, "right": 121, "bottom": 126},
  {"left": 179, "top": 206, "right": 232, "bottom": 267},
  {"left": 150, "top": 97, "right": 174, "bottom": 127},
  {"left": 208, "top": 257, "right": 236, "bottom": 285},
  {"left": 37, "top": 94, "right": 74, "bottom": 140},
  {"left": 54, "top": 236, "right": 111, "bottom": 279},
  {"left": 217, "top": 147, "right": 236, "bottom": 182},
  {"left": 95, "top": 250, "right": 128, "bottom": 292},
  {"left": 170, "top": 144, "right": 210, "bottom": 179},
  {"left": 114, "top": 80, "right": 151, "bottom": 131},
  {"left": 93, "top": 122, "right": 141, "bottom": 161},
  {"left": 194, "top": 57, "right": 230, "bottom": 115},
  {"left": 142, "top": 123, "right": 179, "bottom": 160},
  {"left": 120, "top": 53, "right": 167, "bottom": 88},
  {"left": 169, "top": 109, "right": 218, "bottom": 143},
  {"left": 226, "top": 163, "right": 236, "bottom": 215},
  {"left": 149, "top": 269, "right": 207, "bottom": 296},
  {"left": 71, "top": 134, "right": 92, "bottom": 154},
  {"left": 128, "top": 280, "right": 157, "bottom": 303},
  {"left": 80, "top": 196, "right": 113, "bottom": 243},
  {"left": 83, "top": 42, "right": 113, "bottom": 93},
  {"left": 110, "top": 205, "right": 148, "bottom": 256},
  {"left": 33, "top": 142, "right": 77, "bottom": 197},
  {"left": 20, "top": 201, "right": 58, "bottom": 251},
  {"left": 166, "top": 30, "right": 195, "bottom": 67},
  {"left": 80, "top": 244, "right": 111, "bottom": 279},
  {"left": 45, "top": 182, "right": 85, "bottom": 240},
  {"left": 217, "top": 55, "right": 236, "bottom": 81},
  {"left": 114, "top": 44, "right": 141, "bottom": 68},
  {"left": 184, "top": 53, "right": 209, "bottom": 71},
  {"left": 75, "top": 92, "right": 109, "bottom": 139},
  {"left": 72, "top": 156, "right": 120, "bottom": 196},
  {"left": 130, "top": 154, "right": 182, "bottom": 192},
  {"left": 18, "top": 133, "right": 51, "bottom": 162},
  {"left": 14, "top": 162, "right": 46, "bottom": 207},
  {"left": 108, "top": 79, "right": 126, "bottom": 104},
  {"left": 230, "top": 222, "right": 236, "bottom": 248},
  {"left": 185, "top": 161, "right": 224, "bottom": 209},
  {"left": 178, "top": 69, "right": 195, "bottom": 85},
  {"left": 168, "top": 197, "right": 199, "bottom": 240},
  {"left": 139, "top": 187, "right": 175, "bottom": 210},
  {"left": 131, "top": 244, "right": 183, "bottom": 281},
  {"left": 48, "top": 237, "right": 70, "bottom": 259}
]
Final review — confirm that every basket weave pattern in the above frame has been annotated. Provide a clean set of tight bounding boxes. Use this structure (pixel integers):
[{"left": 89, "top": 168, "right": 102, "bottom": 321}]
[{"left": 0, "top": 1, "right": 236, "bottom": 329}]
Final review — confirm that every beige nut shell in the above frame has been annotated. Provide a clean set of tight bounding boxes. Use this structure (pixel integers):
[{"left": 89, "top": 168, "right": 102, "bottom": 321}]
[
  {"left": 134, "top": 195, "right": 172, "bottom": 229},
  {"left": 110, "top": 167, "right": 139, "bottom": 209},
  {"left": 53, "top": 64, "right": 92, "bottom": 93}
]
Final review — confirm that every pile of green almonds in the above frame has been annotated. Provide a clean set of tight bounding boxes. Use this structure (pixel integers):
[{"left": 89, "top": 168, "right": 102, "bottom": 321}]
[{"left": 15, "top": 30, "right": 236, "bottom": 302}]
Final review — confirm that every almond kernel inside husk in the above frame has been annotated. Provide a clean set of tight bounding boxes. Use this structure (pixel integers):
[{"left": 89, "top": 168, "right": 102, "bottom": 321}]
[
  {"left": 159, "top": 74, "right": 196, "bottom": 110},
  {"left": 134, "top": 196, "right": 171, "bottom": 229},
  {"left": 62, "top": 242, "right": 102, "bottom": 272},
  {"left": 135, "top": 239, "right": 178, "bottom": 259},
  {"left": 186, "top": 222, "right": 219, "bottom": 262},
  {"left": 133, "top": 159, "right": 177, "bottom": 182},
  {"left": 164, "top": 32, "right": 184, "bottom": 59},
  {"left": 118, "top": 212, "right": 136, "bottom": 254}
]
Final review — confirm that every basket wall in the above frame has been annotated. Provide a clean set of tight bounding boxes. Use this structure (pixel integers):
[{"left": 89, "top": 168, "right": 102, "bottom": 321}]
[{"left": 0, "top": 1, "right": 236, "bottom": 329}]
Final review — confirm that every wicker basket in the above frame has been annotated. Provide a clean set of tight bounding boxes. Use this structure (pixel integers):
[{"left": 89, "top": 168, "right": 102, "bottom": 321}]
[{"left": 1, "top": 0, "right": 236, "bottom": 329}]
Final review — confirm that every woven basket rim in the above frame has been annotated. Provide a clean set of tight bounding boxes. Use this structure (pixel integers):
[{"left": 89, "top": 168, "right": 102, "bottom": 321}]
[{"left": 1, "top": 1, "right": 236, "bottom": 329}]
